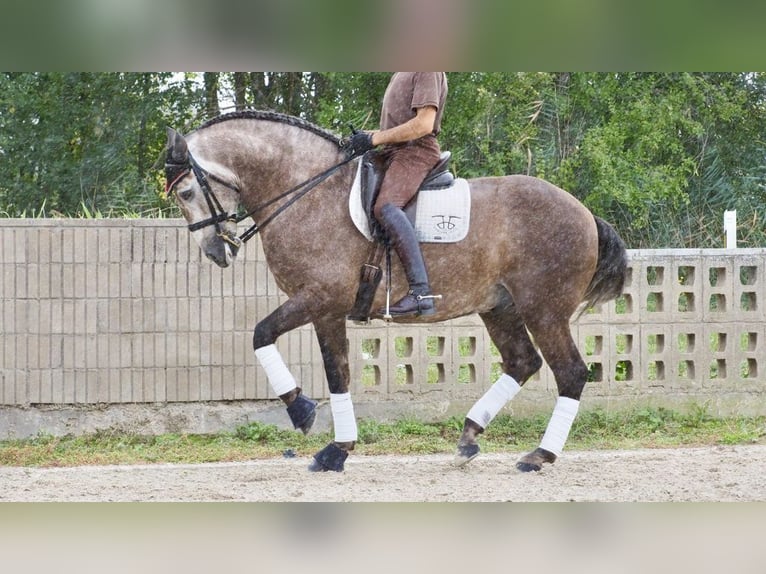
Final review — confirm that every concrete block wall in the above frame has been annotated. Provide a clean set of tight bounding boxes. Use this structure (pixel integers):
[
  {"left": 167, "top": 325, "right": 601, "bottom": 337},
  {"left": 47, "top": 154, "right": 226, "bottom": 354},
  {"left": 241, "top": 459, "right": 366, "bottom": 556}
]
[
  {"left": 1, "top": 219, "right": 765, "bottom": 418},
  {"left": 0, "top": 219, "right": 325, "bottom": 407},
  {"left": 571, "top": 248, "right": 765, "bottom": 413}
]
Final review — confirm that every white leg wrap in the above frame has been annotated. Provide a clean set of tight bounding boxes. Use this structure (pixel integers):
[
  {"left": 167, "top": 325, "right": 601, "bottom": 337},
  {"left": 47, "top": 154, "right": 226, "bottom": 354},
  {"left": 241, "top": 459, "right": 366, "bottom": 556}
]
[
  {"left": 254, "top": 344, "right": 297, "bottom": 397},
  {"left": 466, "top": 373, "right": 522, "bottom": 429},
  {"left": 539, "top": 396, "right": 580, "bottom": 457},
  {"left": 330, "top": 392, "right": 358, "bottom": 442}
]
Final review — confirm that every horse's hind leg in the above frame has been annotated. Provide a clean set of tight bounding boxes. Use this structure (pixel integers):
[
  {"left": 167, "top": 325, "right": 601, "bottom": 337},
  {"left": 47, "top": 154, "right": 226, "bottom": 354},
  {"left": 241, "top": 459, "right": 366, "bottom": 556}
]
[
  {"left": 515, "top": 320, "right": 588, "bottom": 472},
  {"left": 307, "top": 314, "right": 358, "bottom": 473},
  {"left": 455, "top": 293, "right": 543, "bottom": 466}
]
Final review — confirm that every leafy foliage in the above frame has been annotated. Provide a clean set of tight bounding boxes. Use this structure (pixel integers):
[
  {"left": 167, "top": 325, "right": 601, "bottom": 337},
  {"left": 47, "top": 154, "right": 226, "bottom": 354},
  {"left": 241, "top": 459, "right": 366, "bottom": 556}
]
[
  {"left": 0, "top": 72, "right": 199, "bottom": 217},
  {"left": 1, "top": 72, "right": 764, "bottom": 247}
]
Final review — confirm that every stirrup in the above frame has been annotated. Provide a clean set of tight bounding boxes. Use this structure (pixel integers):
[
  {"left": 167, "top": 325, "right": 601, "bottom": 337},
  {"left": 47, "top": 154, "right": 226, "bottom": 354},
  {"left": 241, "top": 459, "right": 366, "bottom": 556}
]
[{"left": 383, "top": 290, "right": 442, "bottom": 319}]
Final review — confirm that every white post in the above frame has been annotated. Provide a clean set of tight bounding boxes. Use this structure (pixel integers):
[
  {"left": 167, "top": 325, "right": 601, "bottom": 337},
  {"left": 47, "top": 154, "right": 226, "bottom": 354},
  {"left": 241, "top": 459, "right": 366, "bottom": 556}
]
[{"left": 723, "top": 210, "right": 737, "bottom": 249}]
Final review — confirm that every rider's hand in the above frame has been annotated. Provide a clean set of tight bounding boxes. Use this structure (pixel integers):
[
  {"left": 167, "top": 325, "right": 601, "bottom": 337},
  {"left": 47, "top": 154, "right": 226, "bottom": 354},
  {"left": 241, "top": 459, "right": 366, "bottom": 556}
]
[{"left": 344, "top": 130, "right": 375, "bottom": 158}]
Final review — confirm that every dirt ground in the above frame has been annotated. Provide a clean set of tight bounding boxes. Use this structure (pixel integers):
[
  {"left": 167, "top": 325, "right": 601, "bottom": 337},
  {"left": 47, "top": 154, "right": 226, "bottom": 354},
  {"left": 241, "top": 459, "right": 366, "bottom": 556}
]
[{"left": 2, "top": 444, "right": 766, "bottom": 501}]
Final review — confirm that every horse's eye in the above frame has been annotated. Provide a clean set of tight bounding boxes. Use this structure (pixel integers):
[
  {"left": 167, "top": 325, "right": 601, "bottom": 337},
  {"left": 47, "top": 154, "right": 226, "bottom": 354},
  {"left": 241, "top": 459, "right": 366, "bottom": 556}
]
[{"left": 179, "top": 188, "right": 193, "bottom": 201}]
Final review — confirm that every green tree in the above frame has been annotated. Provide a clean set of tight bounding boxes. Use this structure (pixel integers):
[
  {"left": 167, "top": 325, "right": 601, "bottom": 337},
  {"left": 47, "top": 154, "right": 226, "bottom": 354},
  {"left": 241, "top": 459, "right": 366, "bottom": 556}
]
[
  {"left": 216, "top": 73, "right": 336, "bottom": 121},
  {"left": 0, "top": 72, "right": 200, "bottom": 216},
  {"left": 313, "top": 72, "right": 391, "bottom": 131},
  {"left": 504, "top": 72, "right": 766, "bottom": 247},
  {"left": 1, "top": 72, "right": 763, "bottom": 249},
  {"left": 440, "top": 72, "right": 552, "bottom": 178}
]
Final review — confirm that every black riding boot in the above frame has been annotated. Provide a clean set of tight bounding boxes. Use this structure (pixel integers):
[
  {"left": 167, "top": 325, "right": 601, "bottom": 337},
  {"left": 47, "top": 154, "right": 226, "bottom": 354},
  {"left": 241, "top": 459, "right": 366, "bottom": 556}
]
[{"left": 377, "top": 203, "right": 436, "bottom": 317}]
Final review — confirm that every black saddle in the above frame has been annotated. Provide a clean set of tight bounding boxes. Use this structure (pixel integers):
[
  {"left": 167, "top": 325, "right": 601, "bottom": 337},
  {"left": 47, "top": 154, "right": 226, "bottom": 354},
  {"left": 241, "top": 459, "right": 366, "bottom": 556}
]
[{"left": 361, "top": 150, "right": 454, "bottom": 241}]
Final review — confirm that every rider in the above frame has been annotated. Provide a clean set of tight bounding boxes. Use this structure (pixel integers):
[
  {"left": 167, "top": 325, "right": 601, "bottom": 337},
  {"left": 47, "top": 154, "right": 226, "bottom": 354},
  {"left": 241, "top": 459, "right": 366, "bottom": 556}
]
[{"left": 345, "top": 72, "right": 448, "bottom": 317}]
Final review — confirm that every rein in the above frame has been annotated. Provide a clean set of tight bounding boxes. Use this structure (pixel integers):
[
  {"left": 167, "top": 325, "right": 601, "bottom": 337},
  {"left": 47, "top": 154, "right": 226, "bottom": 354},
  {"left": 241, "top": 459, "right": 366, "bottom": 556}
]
[
  {"left": 167, "top": 151, "right": 355, "bottom": 245},
  {"left": 236, "top": 153, "right": 355, "bottom": 243}
]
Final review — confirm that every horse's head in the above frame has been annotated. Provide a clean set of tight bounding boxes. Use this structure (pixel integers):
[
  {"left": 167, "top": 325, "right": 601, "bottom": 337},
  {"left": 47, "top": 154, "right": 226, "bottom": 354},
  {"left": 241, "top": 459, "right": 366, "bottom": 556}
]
[{"left": 165, "top": 127, "right": 242, "bottom": 268}]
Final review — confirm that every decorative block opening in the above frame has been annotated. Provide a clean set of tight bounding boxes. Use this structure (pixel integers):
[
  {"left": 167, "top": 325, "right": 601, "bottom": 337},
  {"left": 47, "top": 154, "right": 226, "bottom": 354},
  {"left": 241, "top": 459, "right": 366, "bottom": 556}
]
[
  {"left": 740, "top": 292, "right": 757, "bottom": 312},
  {"left": 587, "top": 362, "right": 603, "bottom": 383},
  {"left": 361, "top": 365, "right": 381, "bottom": 387},
  {"left": 646, "top": 266, "right": 664, "bottom": 286},
  {"left": 457, "top": 363, "right": 476, "bottom": 384},
  {"left": 739, "top": 266, "right": 757, "bottom": 286},
  {"left": 427, "top": 363, "right": 445, "bottom": 384},
  {"left": 710, "top": 332, "right": 727, "bottom": 353},
  {"left": 648, "top": 333, "right": 665, "bottom": 354},
  {"left": 360, "top": 338, "right": 381, "bottom": 360},
  {"left": 615, "top": 360, "right": 633, "bottom": 381},
  {"left": 709, "top": 267, "right": 726, "bottom": 287},
  {"left": 740, "top": 332, "right": 758, "bottom": 352},
  {"left": 426, "top": 336, "right": 445, "bottom": 357},
  {"left": 615, "top": 294, "right": 633, "bottom": 315},
  {"left": 458, "top": 336, "right": 477, "bottom": 357},
  {"left": 488, "top": 342, "right": 501, "bottom": 358},
  {"left": 395, "top": 363, "right": 413, "bottom": 386},
  {"left": 647, "top": 292, "right": 664, "bottom": 312},
  {"left": 589, "top": 303, "right": 606, "bottom": 316},
  {"left": 678, "top": 360, "right": 696, "bottom": 380},
  {"left": 709, "top": 359, "right": 727, "bottom": 379},
  {"left": 648, "top": 360, "right": 665, "bottom": 381},
  {"left": 709, "top": 293, "right": 727, "bottom": 312},
  {"left": 490, "top": 362, "right": 504, "bottom": 382},
  {"left": 678, "top": 266, "right": 695, "bottom": 286},
  {"left": 678, "top": 292, "right": 695, "bottom": 312},
  {"left": 740, "top": 359, "right": 758, "bottom": 379},
  {"left": 585, "top": 335, "right": 603, "bottom": 357},
  {"left": 394, "top": 337, "right": 413, "bottom": 358},
  {"left": 678, "top": 333, "right": 696, "bottom": 353},
  {"left": 616, "top": 333, "right": 633, "bottom": 354}
]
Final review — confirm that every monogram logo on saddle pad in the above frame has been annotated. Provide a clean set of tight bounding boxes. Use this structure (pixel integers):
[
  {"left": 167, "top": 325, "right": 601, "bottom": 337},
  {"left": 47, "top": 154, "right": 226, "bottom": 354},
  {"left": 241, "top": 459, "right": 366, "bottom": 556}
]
[{"left": 348, "top": 159, "right": 471, "bottom": 243}]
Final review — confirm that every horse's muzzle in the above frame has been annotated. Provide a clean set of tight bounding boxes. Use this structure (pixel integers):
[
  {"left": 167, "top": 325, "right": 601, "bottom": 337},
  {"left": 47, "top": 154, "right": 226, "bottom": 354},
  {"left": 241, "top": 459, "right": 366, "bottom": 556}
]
[{"left": 204, "top": 232, "right": 240, "bottom": 268}]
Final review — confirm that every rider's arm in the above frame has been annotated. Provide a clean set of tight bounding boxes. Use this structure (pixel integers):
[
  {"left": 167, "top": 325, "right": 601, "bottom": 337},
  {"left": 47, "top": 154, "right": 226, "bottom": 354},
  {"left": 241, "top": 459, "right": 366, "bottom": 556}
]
[{"left": 370, "top": 106, "right": 437, "bottom": 146}]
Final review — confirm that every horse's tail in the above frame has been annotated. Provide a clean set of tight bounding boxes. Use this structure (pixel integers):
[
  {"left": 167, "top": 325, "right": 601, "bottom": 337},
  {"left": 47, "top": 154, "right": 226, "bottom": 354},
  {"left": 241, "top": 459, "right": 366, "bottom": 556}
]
[{"left": 581, "top": 216, "right": 628, "bottom": 312}]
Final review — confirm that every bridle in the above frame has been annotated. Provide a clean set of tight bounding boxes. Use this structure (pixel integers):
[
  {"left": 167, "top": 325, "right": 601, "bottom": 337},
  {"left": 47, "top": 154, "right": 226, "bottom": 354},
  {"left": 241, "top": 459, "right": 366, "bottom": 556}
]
[
  {"left": 165, "top": 153, "right": 243, "bottom": 249},
  {"left": 165, "top": 149, "right": 356, "bottom": 246}
]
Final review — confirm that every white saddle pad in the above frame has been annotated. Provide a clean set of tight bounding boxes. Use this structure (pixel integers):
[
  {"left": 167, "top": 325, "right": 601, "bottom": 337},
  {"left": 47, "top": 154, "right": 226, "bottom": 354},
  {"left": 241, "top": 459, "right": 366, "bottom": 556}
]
[{"left": 348, "top": 159, "right": 471, "bottom": 243}]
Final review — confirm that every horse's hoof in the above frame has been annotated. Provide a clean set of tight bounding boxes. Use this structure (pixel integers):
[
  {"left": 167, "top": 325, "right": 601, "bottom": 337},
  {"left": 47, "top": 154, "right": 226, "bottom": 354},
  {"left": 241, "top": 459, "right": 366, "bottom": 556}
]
[
  {"left": 308, "top": 443, "right": 348, "bottom": 472},
  {"left": 515, "top": 461, "right": 543, "bottom": 473},
  {"left": 516, "top": 447, "right": 556, "bottom": 473},
  {"left": 296, "top": 409, "right": 316, "bottom": 435},
  {"left": 454, "top": 443, "right": 480, "bottom": 467},
  {"left": 287, "top": 394, "right": 317, "bottom": 435},
  {"left": 307, "top": 459, "right": 329, "bottom": 472}
]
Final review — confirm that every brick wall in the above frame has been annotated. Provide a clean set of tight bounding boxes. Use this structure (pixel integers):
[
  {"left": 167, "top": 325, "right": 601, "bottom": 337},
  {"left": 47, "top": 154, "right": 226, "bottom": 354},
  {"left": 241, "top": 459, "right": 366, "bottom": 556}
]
[{"left": 1, "top": 220, "right": 764, "bottom": 416}]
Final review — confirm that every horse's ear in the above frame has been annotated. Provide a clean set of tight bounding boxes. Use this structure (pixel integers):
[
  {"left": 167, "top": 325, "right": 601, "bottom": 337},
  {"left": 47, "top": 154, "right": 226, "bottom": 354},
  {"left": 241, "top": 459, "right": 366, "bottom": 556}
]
[{"left": 166, "top": 127, "right": 188, "bottom": 163}]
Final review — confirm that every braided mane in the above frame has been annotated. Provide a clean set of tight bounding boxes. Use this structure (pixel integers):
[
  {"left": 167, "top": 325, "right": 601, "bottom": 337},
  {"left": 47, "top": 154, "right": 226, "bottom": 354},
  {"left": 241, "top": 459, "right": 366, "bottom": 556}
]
[{"left": 195, "top": 110, "right": 343, "bottom": 145}]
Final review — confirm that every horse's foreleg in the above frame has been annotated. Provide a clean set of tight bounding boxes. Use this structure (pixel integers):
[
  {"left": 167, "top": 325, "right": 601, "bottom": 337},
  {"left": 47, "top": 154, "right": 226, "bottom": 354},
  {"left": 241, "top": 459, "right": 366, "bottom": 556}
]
[
  {"left": 456, "top": 297, "right": 543, "bottom": 466},
  {"left": 252, "top": 297, "right": 317, "bottom": 434},
  {"left": 516, "top": 323, "right": 588, "bottom": 472},
  {"left": 307, "top": 315, "right": 357, "bottom": 472}
]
